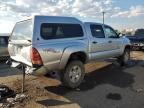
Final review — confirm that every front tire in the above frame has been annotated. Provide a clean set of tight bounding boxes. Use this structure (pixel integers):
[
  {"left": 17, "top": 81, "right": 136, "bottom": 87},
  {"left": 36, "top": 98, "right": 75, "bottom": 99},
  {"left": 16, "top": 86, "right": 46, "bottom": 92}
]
[
  {"left": 118, "top": 48, "right": 130, "bottom": 66},
  {"left": 62, "top": 60, "right": 85, "bottom": 89}
]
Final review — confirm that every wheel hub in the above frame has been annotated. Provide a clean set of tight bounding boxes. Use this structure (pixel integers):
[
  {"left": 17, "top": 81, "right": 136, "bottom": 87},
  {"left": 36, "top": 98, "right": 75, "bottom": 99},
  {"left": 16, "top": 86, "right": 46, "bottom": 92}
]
[{"left": 69, "top": 65, "right": 82, "bottom": 83}]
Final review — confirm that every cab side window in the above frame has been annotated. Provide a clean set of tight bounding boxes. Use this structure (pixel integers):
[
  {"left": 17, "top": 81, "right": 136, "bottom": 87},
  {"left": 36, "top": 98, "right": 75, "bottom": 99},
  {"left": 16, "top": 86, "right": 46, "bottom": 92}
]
[
  {"left": 90, "top": 25, "right": 105, "bottom": 38},
  {"left": 104, "top": 26, "right": 119, "bottom": 38}
]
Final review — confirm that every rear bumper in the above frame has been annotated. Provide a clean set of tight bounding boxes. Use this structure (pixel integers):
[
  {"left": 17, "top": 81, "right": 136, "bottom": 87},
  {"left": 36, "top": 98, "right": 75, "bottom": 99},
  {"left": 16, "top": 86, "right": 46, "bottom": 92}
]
[{"left": 6, "top": 59, "right": 50, "bottom": 76}]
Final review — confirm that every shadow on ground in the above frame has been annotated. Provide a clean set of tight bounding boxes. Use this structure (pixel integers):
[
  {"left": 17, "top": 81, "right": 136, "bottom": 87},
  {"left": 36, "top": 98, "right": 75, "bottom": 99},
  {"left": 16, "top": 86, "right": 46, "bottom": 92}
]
[
  {"left": 45, "top": 64, "right": 135, "bottom": 93},
  {"left": 0, "top": 62, "right": 21, "bottom": 77},
  {"left": 42, "top": 63, "right": 136, "bottom": 107},
  {"left": 37, "top": 99, "right": 73, "bottom": 107}
]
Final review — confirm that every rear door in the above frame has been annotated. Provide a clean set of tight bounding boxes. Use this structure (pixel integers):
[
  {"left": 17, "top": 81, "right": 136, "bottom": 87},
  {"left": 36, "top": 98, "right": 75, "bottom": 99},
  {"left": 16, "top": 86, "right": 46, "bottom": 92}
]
[{"left": 89, "top": 24, "right": 113, "bottom": 60}]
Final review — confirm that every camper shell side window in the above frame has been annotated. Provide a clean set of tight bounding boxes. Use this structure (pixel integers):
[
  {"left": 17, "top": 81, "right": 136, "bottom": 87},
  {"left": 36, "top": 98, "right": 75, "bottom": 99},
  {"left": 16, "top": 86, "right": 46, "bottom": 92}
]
[{"left": 40, "top": 23, "right": 84, "bottom": 40}]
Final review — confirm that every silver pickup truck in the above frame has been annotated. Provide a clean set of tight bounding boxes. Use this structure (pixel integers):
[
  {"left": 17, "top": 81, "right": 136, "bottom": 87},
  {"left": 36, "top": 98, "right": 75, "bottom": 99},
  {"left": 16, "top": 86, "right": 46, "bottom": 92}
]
[{"left": 8, "top": 16, "right": 131, "bottom": 88}]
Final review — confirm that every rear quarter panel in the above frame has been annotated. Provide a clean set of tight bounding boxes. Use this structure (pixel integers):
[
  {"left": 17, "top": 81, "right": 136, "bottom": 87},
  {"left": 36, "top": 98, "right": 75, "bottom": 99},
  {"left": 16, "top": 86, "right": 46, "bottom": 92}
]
[{"left": 34, "top": 38, "right": 89, "bottom": 71}]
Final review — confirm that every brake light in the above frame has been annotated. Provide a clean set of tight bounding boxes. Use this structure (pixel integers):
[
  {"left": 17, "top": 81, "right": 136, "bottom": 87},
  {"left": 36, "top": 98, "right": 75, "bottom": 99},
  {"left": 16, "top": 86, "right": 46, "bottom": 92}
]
[{"left": 30, "top": 47, "right": 43, "bottom": 65}]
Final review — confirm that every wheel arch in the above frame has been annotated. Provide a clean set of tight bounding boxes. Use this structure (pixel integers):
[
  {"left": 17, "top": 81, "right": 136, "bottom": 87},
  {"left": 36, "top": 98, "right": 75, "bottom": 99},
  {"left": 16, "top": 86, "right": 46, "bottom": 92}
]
[
  {"left": 125, "top": 45, "right": 131, "bottom": 50},
  {"left": 68, "top": 51, "right": 87, "bottom": 63},
  {"left": 59, "top": 45, "right": 88, "bottom": 70}
]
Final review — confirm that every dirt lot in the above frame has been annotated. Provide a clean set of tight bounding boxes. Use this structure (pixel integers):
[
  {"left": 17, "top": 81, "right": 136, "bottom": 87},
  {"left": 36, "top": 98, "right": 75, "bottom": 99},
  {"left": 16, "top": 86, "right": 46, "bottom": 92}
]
[{"left": 0, "top": 51, "right": 144, "bottom": 108}]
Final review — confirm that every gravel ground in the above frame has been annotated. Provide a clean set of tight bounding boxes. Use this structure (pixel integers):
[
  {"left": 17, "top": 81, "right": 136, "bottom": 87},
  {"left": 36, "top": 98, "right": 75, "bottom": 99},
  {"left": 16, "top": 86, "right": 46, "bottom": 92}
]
[{"left": 0, "top": 51, "right": 144, "bottom": 108}]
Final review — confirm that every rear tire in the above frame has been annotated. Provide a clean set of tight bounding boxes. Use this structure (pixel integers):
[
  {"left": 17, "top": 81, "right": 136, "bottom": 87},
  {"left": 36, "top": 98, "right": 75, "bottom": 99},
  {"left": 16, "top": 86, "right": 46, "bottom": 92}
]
[
  {"left": 62, "top": 60, "right": 85, "bottom": 89},
  {"left": 118, "top": 48, "right": 130, "bottom": 66}
]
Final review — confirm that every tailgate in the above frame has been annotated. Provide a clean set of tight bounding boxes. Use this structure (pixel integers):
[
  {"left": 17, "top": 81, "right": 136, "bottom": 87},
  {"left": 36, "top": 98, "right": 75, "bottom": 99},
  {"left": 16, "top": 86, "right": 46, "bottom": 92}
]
[{"left": 8, "top": 41, "right": 32, "bottom": 67}]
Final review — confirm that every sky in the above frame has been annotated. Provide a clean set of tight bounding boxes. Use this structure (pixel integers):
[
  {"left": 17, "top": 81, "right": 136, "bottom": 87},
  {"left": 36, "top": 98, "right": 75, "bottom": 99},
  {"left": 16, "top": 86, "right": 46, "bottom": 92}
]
[{"left": 0, "top": 0, "right": 144, "bottom": 33}]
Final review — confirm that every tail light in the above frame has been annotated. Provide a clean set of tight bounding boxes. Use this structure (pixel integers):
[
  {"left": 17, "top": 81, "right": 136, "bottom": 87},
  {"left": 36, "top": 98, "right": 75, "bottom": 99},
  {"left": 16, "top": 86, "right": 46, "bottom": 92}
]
[{"left": 30, "top": 47, "right": 43, "bottom": 65}]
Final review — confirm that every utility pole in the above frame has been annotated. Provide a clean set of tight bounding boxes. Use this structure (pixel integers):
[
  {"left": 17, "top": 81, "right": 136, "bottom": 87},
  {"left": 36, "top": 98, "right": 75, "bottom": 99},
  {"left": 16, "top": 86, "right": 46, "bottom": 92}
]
[{"left": 102, "top": 11, "right": 105, "bottom": 24}]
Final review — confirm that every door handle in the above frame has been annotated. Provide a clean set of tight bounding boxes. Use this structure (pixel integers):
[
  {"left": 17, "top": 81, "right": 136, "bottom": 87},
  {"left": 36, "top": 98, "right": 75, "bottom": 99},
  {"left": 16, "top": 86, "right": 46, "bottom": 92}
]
[
  {"left": 92, "top": 41, "right": 98, "bottom": 44},
  {"left": 108, "top": 40, "right": 112, "bottom": 43}
]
